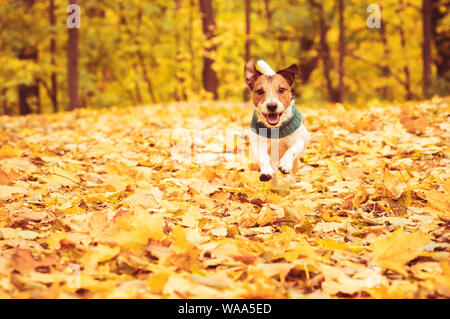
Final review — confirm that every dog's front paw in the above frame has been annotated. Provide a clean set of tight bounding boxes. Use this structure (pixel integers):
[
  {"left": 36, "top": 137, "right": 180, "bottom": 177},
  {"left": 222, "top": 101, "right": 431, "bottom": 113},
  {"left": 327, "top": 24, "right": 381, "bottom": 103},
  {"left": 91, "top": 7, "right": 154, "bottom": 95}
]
[
  {"left": 259, "top": 166, "right": 274, "bottom": 182},
  {"left": 279, "top": 160, "right": 293, "bottom": 174},
  {"left": 259, "top": 173, "right": 273, "bottom": 182}
]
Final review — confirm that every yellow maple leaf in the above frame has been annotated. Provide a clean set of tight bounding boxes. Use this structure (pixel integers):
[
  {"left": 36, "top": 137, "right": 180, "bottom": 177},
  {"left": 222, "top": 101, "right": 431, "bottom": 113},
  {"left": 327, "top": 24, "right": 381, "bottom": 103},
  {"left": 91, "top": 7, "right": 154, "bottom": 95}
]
[
  {"left": 41, "top": 166, "right": 80, "bottom": 187},
  {"left": 147, "top": 272, "right": 170, "bottom": 294},
  {"left": 82, "top": 245, "right": 120, "bottom": 273},
  {"left": 370, "top": 228, "right": 431, "bottom": 276},
  {"left": 170, "top": 225, "right": 194, "bottom": 253},
  {"left": 257, "top": 206, "right": 284, "bottom": 226},
  {"left": 284, "top": 238, "right": 320, "bottom": 262},
  {"left": 425, "top": 182, "right": 450, "bottom": 217},
  {"left": 106, "top": 210, "right": 165, "bottom": 248},
  {"left": 0, "top": 168, "right": 10, "bottom": 185},
  {"left": 122, "top": 189, "right": 161, "bottom": 209},
  {"left": 327, "top": 158, "right": 343, "bottom": 181},
  {"left": 367, "top": 280, "right": 418, "bottom": 299},
  {"left": 189, "top": 179, "right": 219, "bottom": 195},
  {"left": 0, "top": 145, "right": 21, "bottom": 159},
  {"left": 383, "top": 168, "right": 407, "bottom": 200},
  {"left": 251, "top": 263, "right": 294, "bottom": 285}
]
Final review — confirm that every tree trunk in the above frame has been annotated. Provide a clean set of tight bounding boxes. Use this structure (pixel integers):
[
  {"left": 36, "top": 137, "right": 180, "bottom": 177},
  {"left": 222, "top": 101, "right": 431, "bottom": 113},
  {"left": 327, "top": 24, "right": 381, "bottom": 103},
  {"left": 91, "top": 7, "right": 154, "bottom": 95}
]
[
  {"left": 398, "top": 0, "right": 413, "bottom": 100},
  {"left": 311, "top": 1, "right": 339, "bottom": 102},
  {"left": 119, "top": 4, "right": 156, "bottom": 104},
  {"left": 422, "top": 0, "right": 432, "bottom": 98},
  {"left": 67, "top": 0, "right": 80, "bottom": 110},
  {"left": 137, "top": 50, "right": 157, "bottom": 104},
  {"left": 199, "top": 0, "right": 219, "bottom": 99},
  {"left": 379, "top": 14, "right": 392, "bottom": 99},
  {"left": 174, "top": 0, "right": 186, "bottom": 101},
  {"left": 263, "top": 0, "right": 273, "bottom": 32},
  {"left": 431, "top": 0, "right": 450, "bottom": 84},
  {"left": 18, "top": 0, "right": 39, "bottom": 115},
  {"left": 18, "top": 50, "right": 39, "bottom": 115},
  {"left": 1, "top": 88, "right": 11, "bottom": 115},
  {"left": 244, "top": 0, "right": 251, "bottom": 101},
  {"left": 49, "top": 0, "right": 58, "bottom": 112},
  {"left": 134, "top": 79, "right": 143, "bottom": 105},
  {"left": 188, "top": 0, "right": 197, "bottom": 94},
  {"left": 399, "top": 27, "right": 412, "bottom": 100},
  {"left": 298, "top": 36, "right": 318, "bottom": 84},
  {"left": 337, "top": 0, "right": 345, "bottom": 103}
]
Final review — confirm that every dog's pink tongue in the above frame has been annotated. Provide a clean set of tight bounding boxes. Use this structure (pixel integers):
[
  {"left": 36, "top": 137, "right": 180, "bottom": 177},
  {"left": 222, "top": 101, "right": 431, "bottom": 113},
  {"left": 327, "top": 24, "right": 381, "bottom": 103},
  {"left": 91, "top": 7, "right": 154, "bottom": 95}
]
[{"left": 267, "top": 113, "right": 280, "bottom": 124}]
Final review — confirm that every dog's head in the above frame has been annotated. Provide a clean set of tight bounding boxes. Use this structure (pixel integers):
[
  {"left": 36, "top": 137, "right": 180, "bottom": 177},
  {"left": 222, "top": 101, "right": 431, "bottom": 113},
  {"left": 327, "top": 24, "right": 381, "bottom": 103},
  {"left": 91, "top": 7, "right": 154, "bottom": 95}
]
[{"left": 245, "top": 59, "right": 300, "bottom": 127}]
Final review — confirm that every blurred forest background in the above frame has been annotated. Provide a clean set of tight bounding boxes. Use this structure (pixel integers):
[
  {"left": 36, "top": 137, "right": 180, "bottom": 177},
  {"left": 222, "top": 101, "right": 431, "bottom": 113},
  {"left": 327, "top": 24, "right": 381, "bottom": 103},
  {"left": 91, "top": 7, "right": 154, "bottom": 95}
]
[{"left": 0, "top": 0, "right": 449, "bottom": 115}]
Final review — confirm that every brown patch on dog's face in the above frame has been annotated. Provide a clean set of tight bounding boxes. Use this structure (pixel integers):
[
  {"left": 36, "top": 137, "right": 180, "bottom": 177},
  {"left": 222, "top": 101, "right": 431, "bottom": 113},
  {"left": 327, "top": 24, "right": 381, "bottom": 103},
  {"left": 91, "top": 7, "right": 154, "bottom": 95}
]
[
  {"left": 252, "top": 75, "right": 292, "bottom": 110},
  {"left": 244, "top": 60, "right": 300, "bottom": 127}
]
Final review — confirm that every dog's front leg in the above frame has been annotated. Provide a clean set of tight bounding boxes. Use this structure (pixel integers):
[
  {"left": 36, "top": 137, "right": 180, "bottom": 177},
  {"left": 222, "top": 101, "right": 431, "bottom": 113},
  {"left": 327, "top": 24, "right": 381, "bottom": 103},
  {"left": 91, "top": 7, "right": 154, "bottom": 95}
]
[
  {"left": 279, "top": 140, "right": 305, "bottom": 174},
  {"left": 251, "top": 134, "right": 274, "bottom": 181},
  {"left": 257, "top": 147, "right": 274, "bottom": 181}
]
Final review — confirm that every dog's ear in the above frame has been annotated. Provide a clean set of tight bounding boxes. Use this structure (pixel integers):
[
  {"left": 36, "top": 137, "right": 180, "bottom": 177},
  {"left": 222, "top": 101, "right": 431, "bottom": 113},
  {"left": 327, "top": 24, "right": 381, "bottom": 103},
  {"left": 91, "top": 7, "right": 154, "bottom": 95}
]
[
  {"left": 277, "top": 64, "right": 300, "bottom": 86},
  {"left": 244, "top": 59, "right": 262, "bottom": 90}
]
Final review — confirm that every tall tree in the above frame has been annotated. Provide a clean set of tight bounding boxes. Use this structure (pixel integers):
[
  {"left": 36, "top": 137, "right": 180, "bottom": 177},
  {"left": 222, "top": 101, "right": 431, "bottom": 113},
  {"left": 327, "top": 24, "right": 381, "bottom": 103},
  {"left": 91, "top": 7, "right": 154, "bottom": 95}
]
[
  {"left": 263, "top": 0, "right": 273, "bottom": 32},
  {"left": 18, "top": 49, "right": 40, "bottom": 115},
  {"left": 49, "top": 0, "right": 58, "bottom": 112},
  {"left": 18, "top": 0, "right": 40, "bottom": 115},
  {"left": 188, "top": 0, "right": 198, "bottom": 95},
  {"left": 67, "top": 0, "right": 80, "bottom": 110},
  {"left": 431, "top": 0, "right": 450, "bottom": 91},
  {"left": 422, "top": 0, "right": 432, "bottom": 98},
  {"left": 1, "top": 88, "right": 8, "bottom": 115},
  {"left": 174, "top": 0, "right": 186, "bottom": 101},
  {"left": 398, "top": 0, "right": 413, "bottom": 100},
  {"left": 310, "top": 0, "right": 339, "bottom": 102},
  {"left": 337, "top": 0, "right": 345, "bottom": 103},
  {"left": 118, "top": 3, "right": 156, "bottom": 104},
  {"left": 379, "top": 13, "right": 392, "bottom": 100},
  {"left": 244, "top": 0, "right": 251, "bottom": 101},
  {"left": 199, "top": 0, "right": 219, "bottom": 99}
]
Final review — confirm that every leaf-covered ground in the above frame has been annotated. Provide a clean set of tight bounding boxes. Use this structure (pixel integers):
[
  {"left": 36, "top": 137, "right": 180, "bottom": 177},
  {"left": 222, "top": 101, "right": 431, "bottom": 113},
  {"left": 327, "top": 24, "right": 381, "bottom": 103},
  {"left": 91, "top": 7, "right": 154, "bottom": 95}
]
[{"left": 0, "top": 98, "right": 449, "bottom": 299}]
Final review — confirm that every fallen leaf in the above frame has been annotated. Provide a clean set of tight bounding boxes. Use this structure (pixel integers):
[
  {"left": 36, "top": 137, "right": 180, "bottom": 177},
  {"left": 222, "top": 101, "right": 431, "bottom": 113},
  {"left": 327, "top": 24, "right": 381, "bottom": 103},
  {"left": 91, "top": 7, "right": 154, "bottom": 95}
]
[
  {"left": 383, "top": 169, "right": 407, "bottom": 200},
  {"left": 371, "top": 228, "right": 431, "bottom": 276}
]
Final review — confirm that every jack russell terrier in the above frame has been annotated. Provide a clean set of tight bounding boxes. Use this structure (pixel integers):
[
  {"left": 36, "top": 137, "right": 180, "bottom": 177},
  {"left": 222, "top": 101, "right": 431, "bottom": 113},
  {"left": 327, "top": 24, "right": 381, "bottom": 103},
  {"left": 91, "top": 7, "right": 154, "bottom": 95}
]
[{"left": 245, "top": 59, "right": 310, "bottom": 184}]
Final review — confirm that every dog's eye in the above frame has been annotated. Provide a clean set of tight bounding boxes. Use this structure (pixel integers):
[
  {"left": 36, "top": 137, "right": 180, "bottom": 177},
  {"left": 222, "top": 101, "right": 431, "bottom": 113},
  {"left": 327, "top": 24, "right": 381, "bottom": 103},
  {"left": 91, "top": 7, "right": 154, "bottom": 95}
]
[
  {"left": 256, "top": 89, "right": 265, "bottom": 95},
  {"left": 279, "top": 88, "right": 286, "bottom": 93}
]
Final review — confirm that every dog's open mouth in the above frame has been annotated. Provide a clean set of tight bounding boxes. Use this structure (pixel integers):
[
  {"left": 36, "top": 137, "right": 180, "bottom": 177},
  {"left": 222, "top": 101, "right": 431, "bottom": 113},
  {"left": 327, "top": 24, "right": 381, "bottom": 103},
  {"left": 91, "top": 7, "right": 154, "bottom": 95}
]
[{"left": 264, "top": 112, "right": 281, "bottom": 125}]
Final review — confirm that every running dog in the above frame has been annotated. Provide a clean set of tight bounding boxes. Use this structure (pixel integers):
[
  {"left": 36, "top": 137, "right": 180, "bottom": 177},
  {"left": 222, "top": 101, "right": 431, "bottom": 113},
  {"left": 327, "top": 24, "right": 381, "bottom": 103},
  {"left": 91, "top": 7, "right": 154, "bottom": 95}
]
[{"left": 245, "top": 59, "right": 310, "bottom": 183}]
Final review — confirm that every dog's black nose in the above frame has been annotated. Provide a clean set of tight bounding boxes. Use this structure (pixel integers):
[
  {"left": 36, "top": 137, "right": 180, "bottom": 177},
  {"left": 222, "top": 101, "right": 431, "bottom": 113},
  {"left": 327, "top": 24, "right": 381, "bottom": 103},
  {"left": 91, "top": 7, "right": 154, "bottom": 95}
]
[{"left": 267, "top": 103, "right": 277, "bottom": 112}]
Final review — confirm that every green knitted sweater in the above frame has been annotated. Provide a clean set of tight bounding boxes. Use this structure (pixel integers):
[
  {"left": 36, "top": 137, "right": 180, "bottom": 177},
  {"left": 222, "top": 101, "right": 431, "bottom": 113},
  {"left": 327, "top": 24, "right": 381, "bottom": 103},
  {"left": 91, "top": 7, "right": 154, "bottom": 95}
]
[{"left": 250, "top": 101, "right": 302, "bottom": 139}]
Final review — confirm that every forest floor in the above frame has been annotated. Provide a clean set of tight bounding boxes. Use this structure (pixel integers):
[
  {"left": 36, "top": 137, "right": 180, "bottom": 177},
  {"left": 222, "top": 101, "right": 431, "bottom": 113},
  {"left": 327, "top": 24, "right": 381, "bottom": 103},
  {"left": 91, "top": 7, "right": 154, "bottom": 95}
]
[{"left": 0, "top": 97, "right": 449, "bottom": 298}]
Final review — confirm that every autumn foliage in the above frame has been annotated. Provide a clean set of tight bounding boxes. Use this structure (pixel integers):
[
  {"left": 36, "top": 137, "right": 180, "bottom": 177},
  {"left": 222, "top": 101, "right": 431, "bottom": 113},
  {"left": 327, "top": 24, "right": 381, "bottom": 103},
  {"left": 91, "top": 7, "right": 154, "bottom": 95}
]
[
  {"left": 1, "top": 1, "right": 449, "bottom": 115},
  {"left": 0, "top": 97, "right": 449, "bottom": 298}
]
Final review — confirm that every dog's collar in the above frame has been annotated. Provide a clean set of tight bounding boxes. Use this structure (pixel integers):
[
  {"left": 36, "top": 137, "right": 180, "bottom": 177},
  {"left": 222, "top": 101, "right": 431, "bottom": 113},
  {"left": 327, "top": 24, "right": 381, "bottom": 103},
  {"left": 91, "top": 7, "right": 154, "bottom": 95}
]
[{"left": 250, "top": 101, "right": 302, "bottom": 139}]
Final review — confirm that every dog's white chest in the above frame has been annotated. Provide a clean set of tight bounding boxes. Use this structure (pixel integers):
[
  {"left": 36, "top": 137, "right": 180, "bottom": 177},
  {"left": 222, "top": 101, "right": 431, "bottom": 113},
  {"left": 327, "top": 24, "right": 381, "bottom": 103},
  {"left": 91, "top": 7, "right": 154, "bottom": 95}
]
[{"left": 251, "top": 123, "right": 310, "bottom": 164}]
